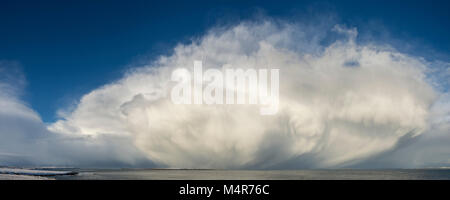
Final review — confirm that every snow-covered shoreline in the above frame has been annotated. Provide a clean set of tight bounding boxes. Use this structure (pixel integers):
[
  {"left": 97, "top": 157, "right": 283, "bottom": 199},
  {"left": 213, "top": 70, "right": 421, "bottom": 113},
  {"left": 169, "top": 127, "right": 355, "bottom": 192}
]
[
  {"left": 0, "top": 167, "right": 77, "bottom": 180},
  {"left": 0, "top": 174, "right": 52, "bottom": 180}
]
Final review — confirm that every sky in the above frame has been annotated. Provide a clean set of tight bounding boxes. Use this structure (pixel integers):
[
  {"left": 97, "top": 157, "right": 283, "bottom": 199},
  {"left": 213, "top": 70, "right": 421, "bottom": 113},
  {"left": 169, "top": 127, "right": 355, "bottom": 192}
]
[
  {"left": 0, "top": 0, "right": 449, "bottom": 168},
  {"left": 1, "top": 0, "right": 449, "bottom": 122}
]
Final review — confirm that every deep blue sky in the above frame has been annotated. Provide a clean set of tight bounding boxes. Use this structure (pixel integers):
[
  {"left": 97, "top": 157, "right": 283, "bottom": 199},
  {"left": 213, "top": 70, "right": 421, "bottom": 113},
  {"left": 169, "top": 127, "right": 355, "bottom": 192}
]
[{"left": 1, "top": 0, "right": 449, "bottom": 122}]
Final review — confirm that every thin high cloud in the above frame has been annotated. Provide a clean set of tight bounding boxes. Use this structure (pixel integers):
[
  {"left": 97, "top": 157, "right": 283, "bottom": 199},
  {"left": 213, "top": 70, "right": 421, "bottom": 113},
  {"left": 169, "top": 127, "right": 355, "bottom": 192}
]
[{"left": 0, "top": 19, "right": 449, "bottom": 168}]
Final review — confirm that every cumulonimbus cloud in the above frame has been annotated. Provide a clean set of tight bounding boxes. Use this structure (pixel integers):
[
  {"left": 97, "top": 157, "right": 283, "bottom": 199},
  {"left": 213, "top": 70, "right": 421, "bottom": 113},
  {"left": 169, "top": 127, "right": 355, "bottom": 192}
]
[{"left": 46, "top": 20, "right": 446, "bottom": 169}]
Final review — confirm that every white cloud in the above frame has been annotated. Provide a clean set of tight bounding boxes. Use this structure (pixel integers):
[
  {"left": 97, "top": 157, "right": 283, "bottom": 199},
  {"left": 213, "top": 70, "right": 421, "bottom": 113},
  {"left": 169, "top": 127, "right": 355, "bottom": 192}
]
[
  {"left": 47, "top": 20, "right": 444, "bottom": 168},
  {"left": 0, "top": 62, "right": 153, "bottom": 167}
]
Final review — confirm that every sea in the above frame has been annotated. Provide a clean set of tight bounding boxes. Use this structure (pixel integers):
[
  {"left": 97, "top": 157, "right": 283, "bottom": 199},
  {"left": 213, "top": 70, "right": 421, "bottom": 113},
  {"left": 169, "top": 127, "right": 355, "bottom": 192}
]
[{"left": 53, "top": 169, "right": 450, "bottom": 180}]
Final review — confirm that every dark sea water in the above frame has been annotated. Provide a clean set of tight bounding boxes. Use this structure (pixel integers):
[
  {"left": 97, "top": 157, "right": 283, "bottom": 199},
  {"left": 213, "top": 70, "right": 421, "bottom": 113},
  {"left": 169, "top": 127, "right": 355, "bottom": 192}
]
[{"left": 54, "top": 169, "right": 450, "bottom": 180}]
